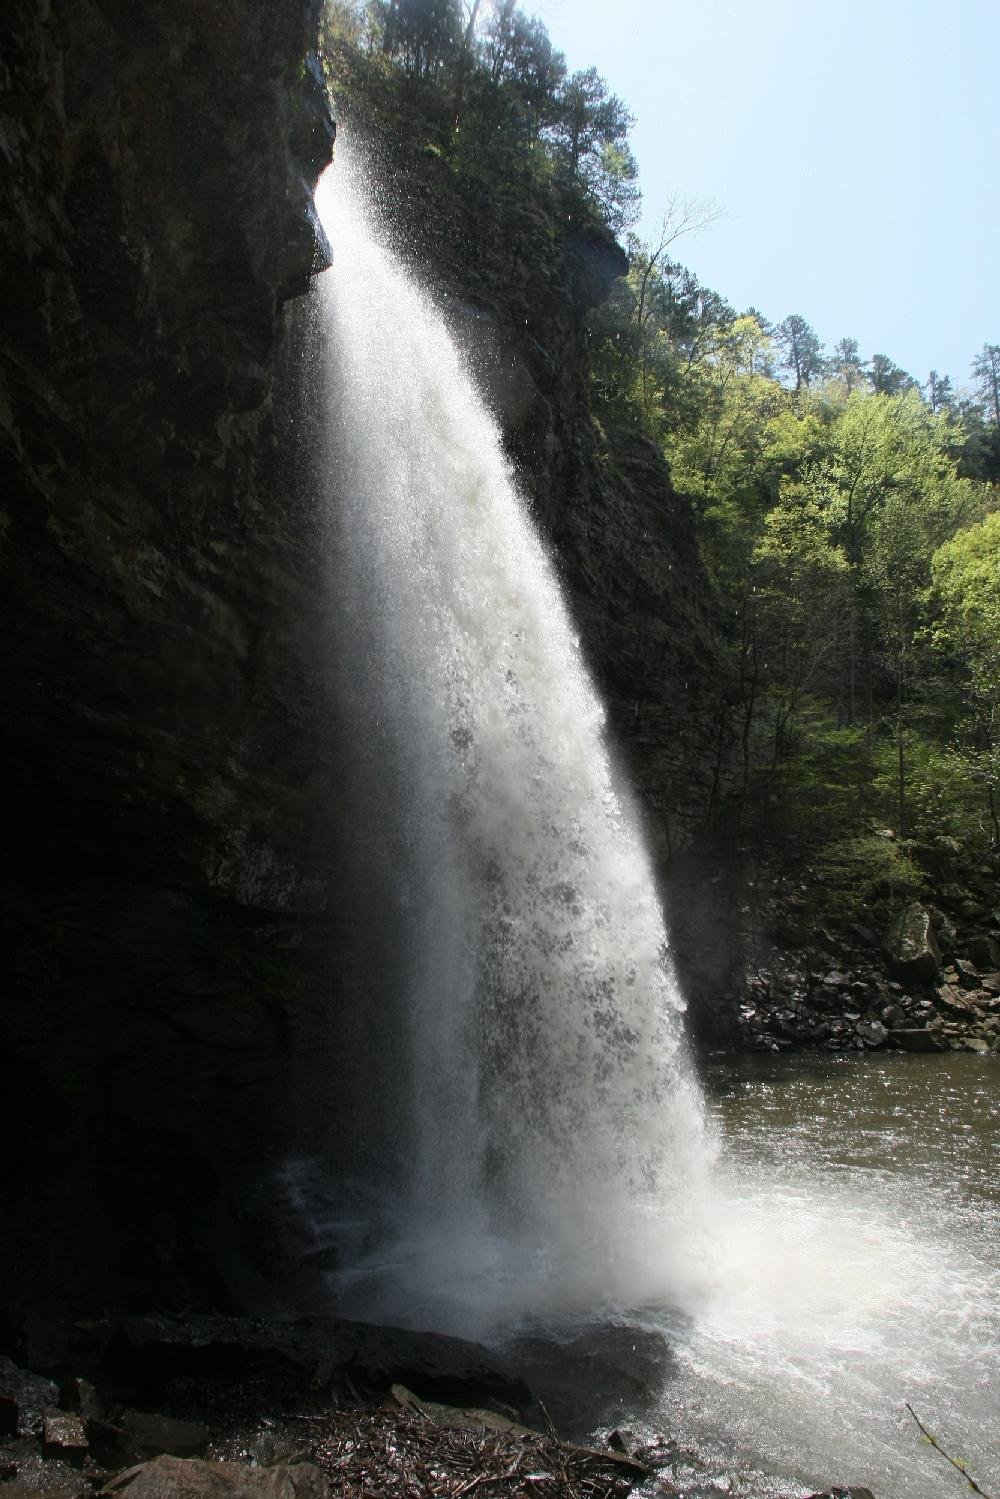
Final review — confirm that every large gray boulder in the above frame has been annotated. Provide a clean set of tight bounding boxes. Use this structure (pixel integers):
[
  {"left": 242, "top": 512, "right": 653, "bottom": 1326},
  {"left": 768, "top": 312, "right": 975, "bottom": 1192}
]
[
  {"left": 884, "top": 903, "right": 941, "bottom": 983},
  {"left": 101, "top": 1457, "right": 330, "bottom": 1499}
]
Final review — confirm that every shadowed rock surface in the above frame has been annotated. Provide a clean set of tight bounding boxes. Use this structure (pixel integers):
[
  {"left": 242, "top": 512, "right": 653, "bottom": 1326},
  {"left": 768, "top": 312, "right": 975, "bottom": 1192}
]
[{"left": 1, "top": 0, "right": 335, "bottom": 1319}]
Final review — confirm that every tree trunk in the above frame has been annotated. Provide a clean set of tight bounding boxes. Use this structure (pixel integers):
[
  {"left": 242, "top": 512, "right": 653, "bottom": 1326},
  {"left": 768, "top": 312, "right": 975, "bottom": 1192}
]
[{"left": 451, "top": 0, "right": 482, "bottom": 131}]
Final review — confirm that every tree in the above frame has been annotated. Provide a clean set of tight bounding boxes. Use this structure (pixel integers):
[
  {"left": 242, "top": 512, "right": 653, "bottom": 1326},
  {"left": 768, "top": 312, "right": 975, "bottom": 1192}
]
[
  {"left": 549, "top": 67, "right": 637, "bottom": 225},
  {"left": 971, "top": 343, "right": 1000, "bottom": 428},
  {"left": 450, "top": 0, "right": 483, "bottom": 128},
  {"left": 931, "top": 511, "right": 1000, "bottom": 844},
  {"left": 480, "top": 3, "right": 564, "bottom": 108},
  {"left": 750, "top": 482, "right": 849, "bottom": 765},
  {"left": 932, "top": 512, "right": 1000, "bottom": 710},
  {"left": 665, "top": 321, "right": 787, "bottom": 515},
  {"left": 926, "top": 369, "right": 954, "bottom": 414},
  {"left": 552, "top": 67, "right": 631, "bottom": 175},
  {"left": 868, "top": 352, "right": 917, "bottom": 396},
  {"left": 776, "top": 314, "right": 825, "bottom": 391},
  {"left": 791, "top": 390, "right": 975, "bottom": 734},
  {"left": 380, "top": 0, "right": 463, "bottom": 76},
  {"left": 632, "top": 194, "right": 723, "bottom": 348},
  {"left": 957, "top": 396, "right": 1000, "bottom": 484},
  {"left": 830, "top": 337, "right": 867, "bottom": 392},
  {"left": 662, "top": 271, "right": 735, "bottom": 373}
]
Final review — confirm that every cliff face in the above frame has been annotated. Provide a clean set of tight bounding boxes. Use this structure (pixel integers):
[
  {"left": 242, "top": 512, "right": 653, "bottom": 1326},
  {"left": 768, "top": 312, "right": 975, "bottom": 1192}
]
[{"left": 0, "top": 0, "right": 337, "bottom": 1321}]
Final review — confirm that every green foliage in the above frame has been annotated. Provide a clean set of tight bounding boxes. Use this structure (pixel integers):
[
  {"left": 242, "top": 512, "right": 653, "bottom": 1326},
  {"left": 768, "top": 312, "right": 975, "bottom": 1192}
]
[
  {"left": 321, "top": 0, "right": 633, "bottom": 236},
  {"left": 775, "top": 313, "right": 824, "bottom": 391},
  {"left": 830, "top": 336, "right": 867, "bottom": 392},
  {"left": 928, "top": 510, "right": 1000, "bottom": 843},
  {"left": 868, "top": 352, "right": 917, "bottom": 395},
  {"left": 547, "top": 68, "right": 638, "bottom": 229},
  {"left": 971, "top": 342, "right": 1000, "bottom": 427},
  {"left": 931, "top": 509, "right": 1000, "bottom": 710},
  {"left": 814, "top": 833, "right": 923, "bottom": 920},
  {"left": 734, "top": 699, "right": 872, "bottom": 864},
  {"left": 872, "top": 736, "right": 983, "bottom": 843},
  {"left": 591, "top": 256, "right": 992, "bottom": 874},
  {"left": 378, "top": 0, "right": 463, "bottom": 77},
  {"left": 926, "top": 369, "right": 955, "bottom": 414}
]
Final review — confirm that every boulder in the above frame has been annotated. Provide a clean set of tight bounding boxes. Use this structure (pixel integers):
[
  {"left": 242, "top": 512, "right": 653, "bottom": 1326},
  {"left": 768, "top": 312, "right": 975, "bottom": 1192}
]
[
  {"left": 884, "top": 903, "right": 940, "bottom": 983},
  {"left": 118, "top": 1412, "right": 211, "bottom": 1461},
  {"left": 955, "top": 958, "right": 980, "bottom": 989},
  {"left": 67, "top": 1379, "right": 104, "bottom": 1423},
  {"left": 969, "top": 935, "right": 1000, "bottom": 969},
  {"left": 42, "top": 1409, "right": 89, "bottom": 1459},
  {"left": 935, "top": 985, "right": 974, "bottom": 1018},
  {"left": 100, "top": 1457, "right": 330, "bottom": 1498},
  {"left": 0, "top": 1359, "right": 59, "bottom": 1437},
  {"left": 855, "top": 1019, "right": 888, "bottom": 1048},
  {"left": 94, "top": 1313, "right": 540, "bottom": 1427},
  {"left": 90, "top": 1411, "right": 212, "bottom": 1470},
  {"left": 927, "top": 906, "right": 958, "bottom": 952},
  {"left": 889, "top": 1027, "right": 947, "bottom": 1053}
]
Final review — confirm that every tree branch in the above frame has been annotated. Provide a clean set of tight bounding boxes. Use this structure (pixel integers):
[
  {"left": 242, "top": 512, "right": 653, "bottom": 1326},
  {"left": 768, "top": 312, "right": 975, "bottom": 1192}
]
[{"left": 905, "top": 1403, "right": 995, "bottom": 1499}]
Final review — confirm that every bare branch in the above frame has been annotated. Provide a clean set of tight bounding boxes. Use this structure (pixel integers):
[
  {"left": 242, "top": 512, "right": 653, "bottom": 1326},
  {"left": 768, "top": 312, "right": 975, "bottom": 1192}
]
[
  {"left": 634, "top": 192, "right": 725, "bottom": 333},
  {"left": 905, "top": 1403, "right": 995, "bottom": 1499},
  {"left": 650, "top": 190, "right": 726, "bottom": 258}
]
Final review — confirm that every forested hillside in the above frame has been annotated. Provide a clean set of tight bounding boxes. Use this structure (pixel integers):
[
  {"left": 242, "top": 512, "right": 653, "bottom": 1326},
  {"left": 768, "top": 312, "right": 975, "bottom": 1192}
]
[
  {"left": 323, "top": 0, "right": 999, "bottom": 944},
  {"left": 593, "top": 256, "right": 1000, "bottom": 907}
]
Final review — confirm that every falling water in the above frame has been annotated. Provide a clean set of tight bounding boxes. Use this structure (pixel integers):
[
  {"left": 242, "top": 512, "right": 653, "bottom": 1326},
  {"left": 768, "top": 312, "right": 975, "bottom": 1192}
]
[
  {"left": 309, "top": 155, "right": 712, "bottom": 1334},
  {"left": 303, "top": 155, "right": 1000, "bottom": 1499}
]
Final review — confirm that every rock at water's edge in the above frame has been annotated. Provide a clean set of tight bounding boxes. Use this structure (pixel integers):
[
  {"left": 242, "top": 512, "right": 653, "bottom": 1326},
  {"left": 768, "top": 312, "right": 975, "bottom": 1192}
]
[
  {"left": 889, "top": 1027, "right": 947, "bottom": 1053},
  {"left": 884, "top": 903, "right": 941, "bottom": 983}
]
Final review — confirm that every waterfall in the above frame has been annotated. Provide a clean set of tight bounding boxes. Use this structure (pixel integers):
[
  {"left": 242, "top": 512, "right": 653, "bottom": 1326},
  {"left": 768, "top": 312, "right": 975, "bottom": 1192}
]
[
  {"left": 298, "top": 158, "right": 1000, "bottom": 1499},
  {"left": 309, "top": 156, "right": 712, "bottom": 1337}
]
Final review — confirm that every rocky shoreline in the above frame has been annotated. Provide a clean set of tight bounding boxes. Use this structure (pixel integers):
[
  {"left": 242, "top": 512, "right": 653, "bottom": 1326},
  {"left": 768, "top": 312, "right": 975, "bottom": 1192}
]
[
  {"left": 728, "top": 886, "right": 1000, "bottom": 1059},
  {"left": 0, "top": 1315, "right": 874, "bottom": 1499}
]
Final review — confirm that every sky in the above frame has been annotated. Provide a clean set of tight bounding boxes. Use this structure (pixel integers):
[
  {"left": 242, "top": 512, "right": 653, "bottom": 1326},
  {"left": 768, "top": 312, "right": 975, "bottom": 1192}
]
[{"left": 541, "top": 0, "right": 999, "bottom": 391}]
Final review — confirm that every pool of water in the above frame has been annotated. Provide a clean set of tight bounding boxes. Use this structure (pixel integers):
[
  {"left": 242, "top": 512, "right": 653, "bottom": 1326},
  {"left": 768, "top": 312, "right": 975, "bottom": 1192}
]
[{"left": 602, "top": 1051, "right": 1000, "bottom": 1497}]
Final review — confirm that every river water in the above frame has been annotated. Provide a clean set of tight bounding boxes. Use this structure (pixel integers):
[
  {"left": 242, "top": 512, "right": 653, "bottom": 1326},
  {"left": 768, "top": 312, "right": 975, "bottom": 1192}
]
[{"left": 519, "top": 1050, "right": 1000, "bottom": 1499}]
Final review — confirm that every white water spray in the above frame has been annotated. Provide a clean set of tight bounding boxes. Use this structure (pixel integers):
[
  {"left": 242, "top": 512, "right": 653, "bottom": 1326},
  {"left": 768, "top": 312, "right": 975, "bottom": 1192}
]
[{"left": 312, "top": 157, "right": 712, "bottom": 1334}]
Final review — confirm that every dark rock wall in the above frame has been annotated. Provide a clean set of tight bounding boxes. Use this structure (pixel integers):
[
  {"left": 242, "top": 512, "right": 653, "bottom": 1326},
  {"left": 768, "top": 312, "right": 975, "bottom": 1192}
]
[{"left": 0, "top": 0, "right": 336, "bottom": 1319}]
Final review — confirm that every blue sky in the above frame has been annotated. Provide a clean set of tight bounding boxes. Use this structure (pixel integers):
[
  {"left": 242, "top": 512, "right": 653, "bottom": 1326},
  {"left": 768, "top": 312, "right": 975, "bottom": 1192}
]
[{"left": 546, "top": 0, "right": 999, "bottom": 391}]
